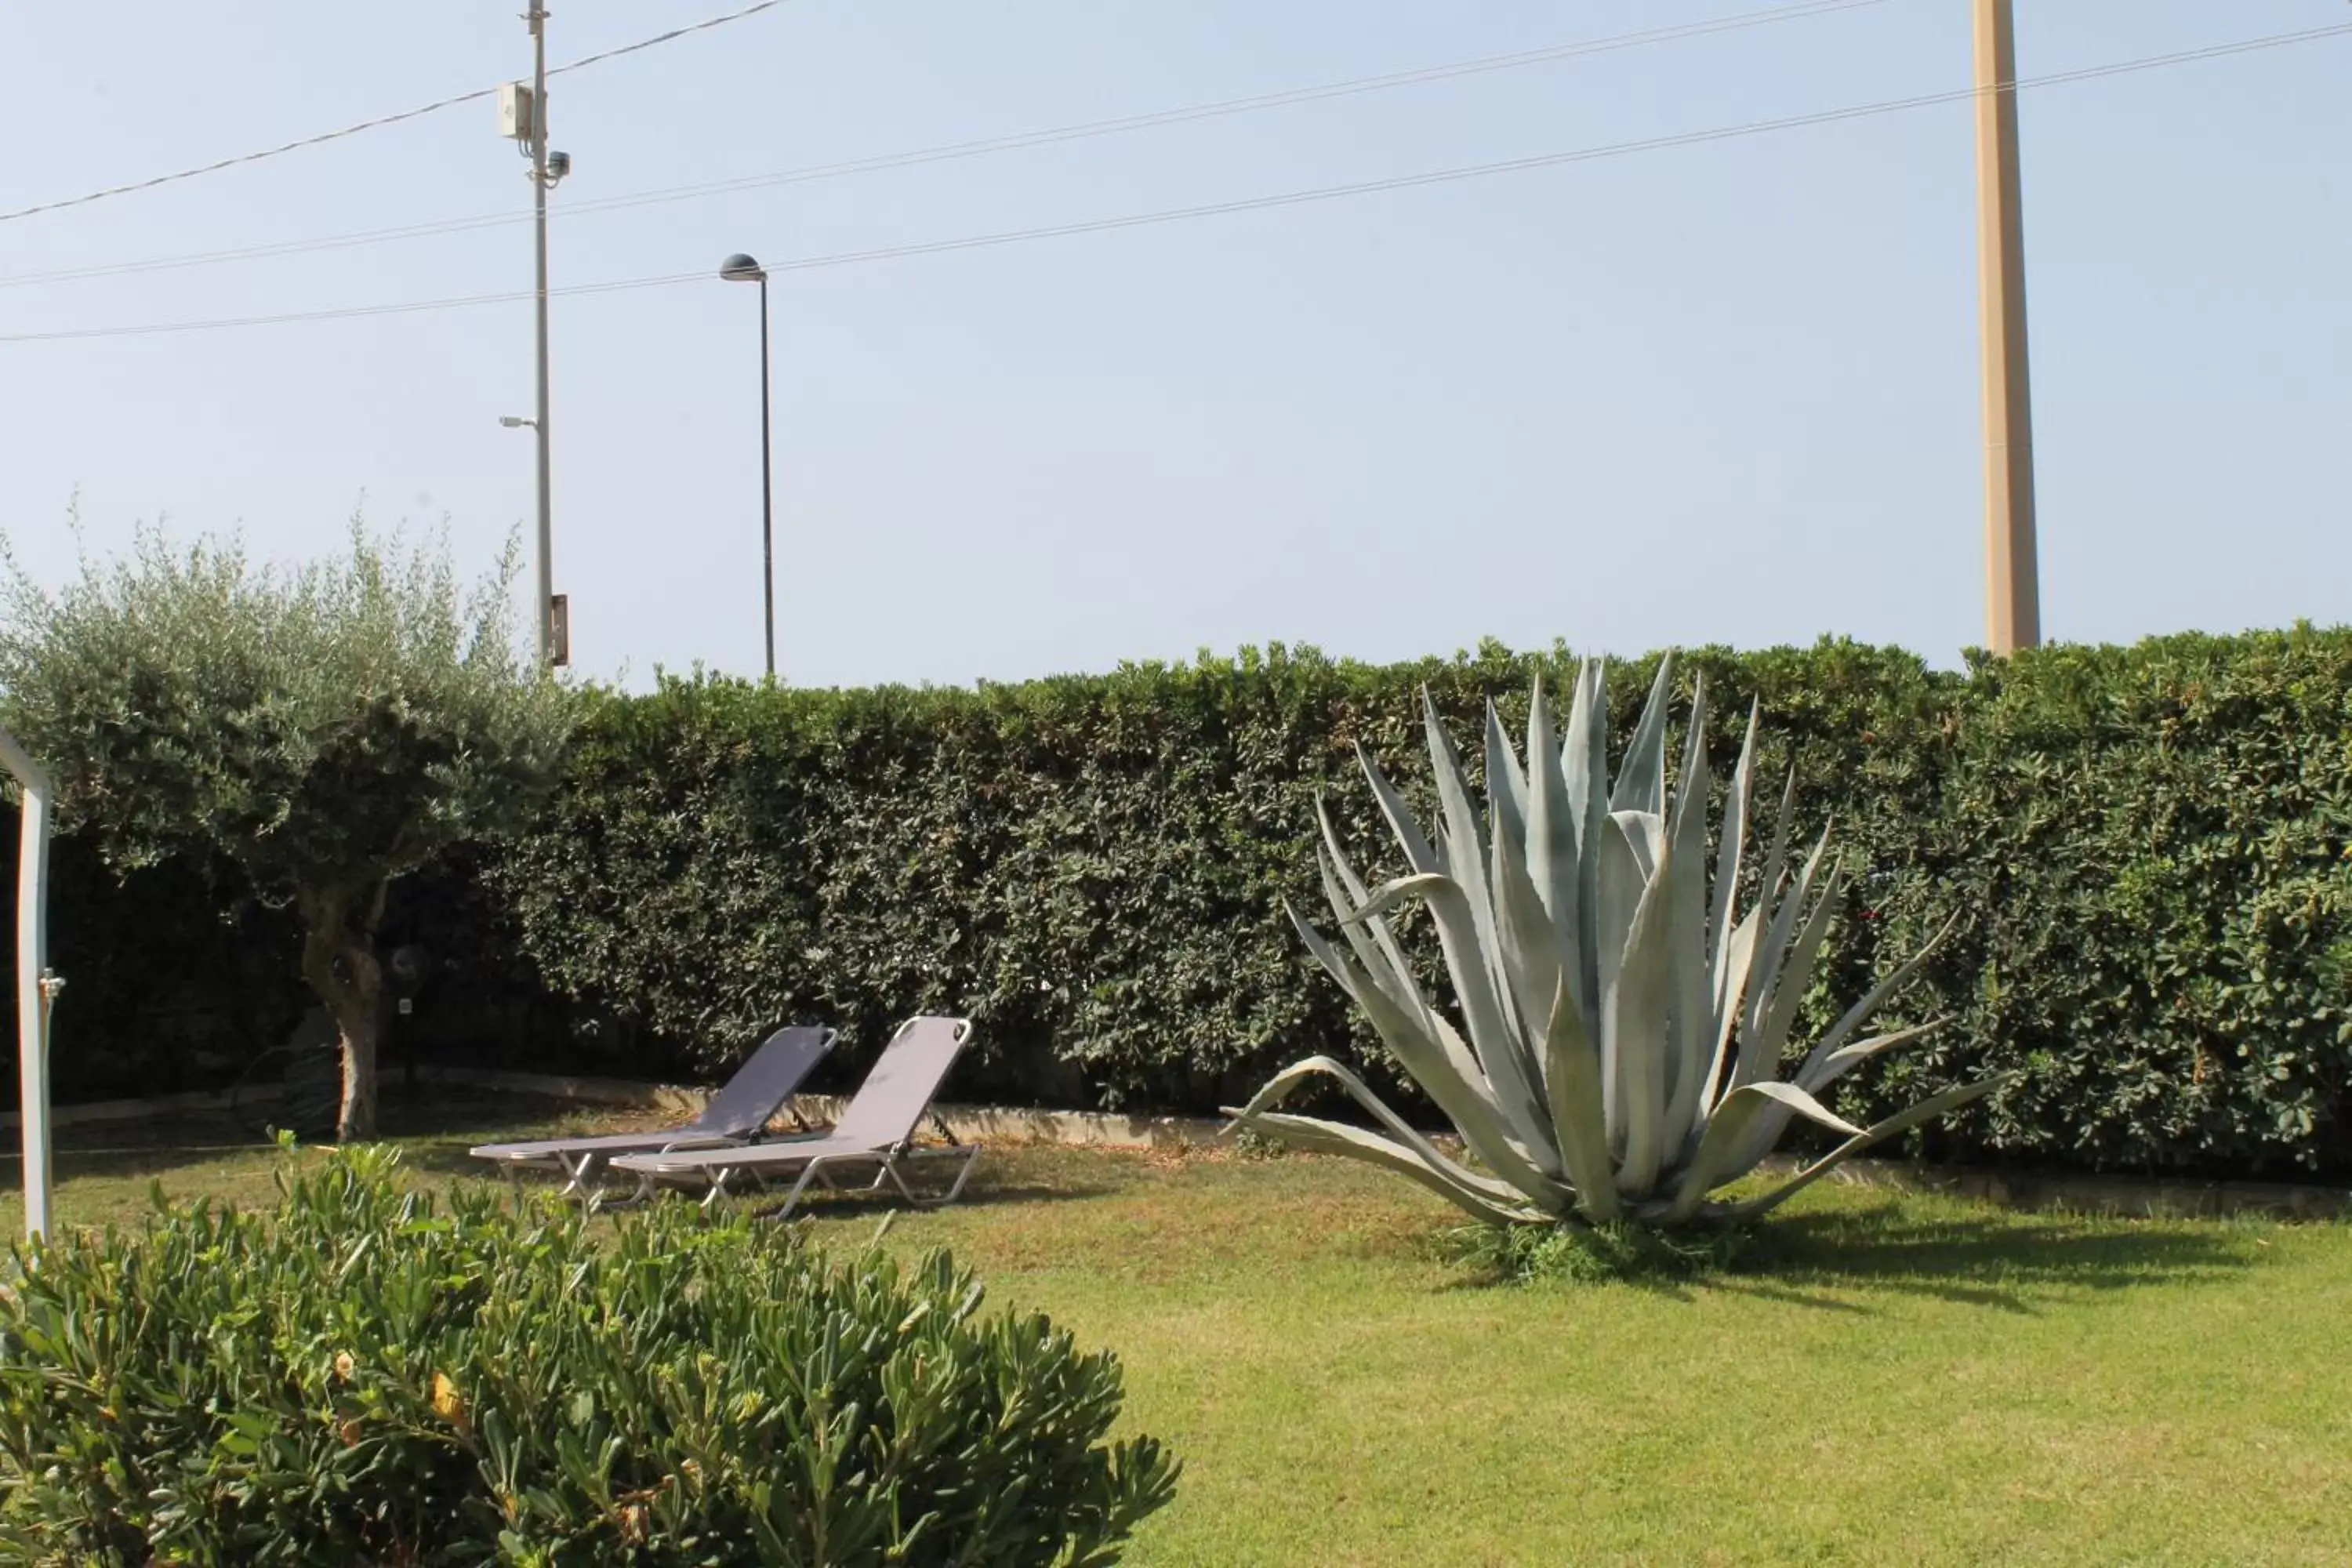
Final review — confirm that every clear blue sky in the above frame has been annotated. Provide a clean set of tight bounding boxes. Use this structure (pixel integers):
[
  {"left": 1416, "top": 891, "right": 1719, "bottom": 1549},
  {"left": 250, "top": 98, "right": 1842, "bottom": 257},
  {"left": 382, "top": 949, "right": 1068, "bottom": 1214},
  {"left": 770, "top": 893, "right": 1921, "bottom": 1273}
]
[{"left": 1, "top": 0, "right": 2345, "bottom": 688}]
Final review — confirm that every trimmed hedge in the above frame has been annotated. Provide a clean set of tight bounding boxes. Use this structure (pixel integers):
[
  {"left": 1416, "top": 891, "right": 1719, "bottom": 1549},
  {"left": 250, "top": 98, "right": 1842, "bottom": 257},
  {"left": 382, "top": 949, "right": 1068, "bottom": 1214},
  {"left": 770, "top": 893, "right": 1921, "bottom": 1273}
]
[{"left": 9, "top": 632, "right": 2351, "bottom": 1178}]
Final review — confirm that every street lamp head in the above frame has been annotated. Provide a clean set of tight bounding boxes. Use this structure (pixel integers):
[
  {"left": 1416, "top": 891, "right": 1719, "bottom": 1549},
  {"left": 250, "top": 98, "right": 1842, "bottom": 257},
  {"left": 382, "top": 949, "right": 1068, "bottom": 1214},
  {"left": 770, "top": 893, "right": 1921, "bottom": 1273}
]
[
  {"left": 499, "top": 415, "right": 536, "bottom": 429},
  {"left": 719, "top": 252, "right": 766, "bottom": 282}
]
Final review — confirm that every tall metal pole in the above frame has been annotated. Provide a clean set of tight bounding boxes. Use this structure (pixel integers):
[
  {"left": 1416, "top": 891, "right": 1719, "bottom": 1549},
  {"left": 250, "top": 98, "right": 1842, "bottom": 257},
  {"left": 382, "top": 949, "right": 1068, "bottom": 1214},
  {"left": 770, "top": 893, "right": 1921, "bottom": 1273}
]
[
  {"left": 530, "top": 3, "right": 555, "bottom": 670},
  {"left": 1975, "top": 0, "right": 2040, "bottom": 654},
  {"left": 757, "top": 275, "right": 775, "bottom": 680}
]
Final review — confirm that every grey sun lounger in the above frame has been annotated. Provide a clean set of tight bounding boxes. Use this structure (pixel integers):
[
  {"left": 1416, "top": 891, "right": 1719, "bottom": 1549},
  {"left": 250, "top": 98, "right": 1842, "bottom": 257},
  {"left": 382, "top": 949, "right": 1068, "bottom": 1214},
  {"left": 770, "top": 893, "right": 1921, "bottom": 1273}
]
[
  {"left": 609, "top": 1015, "right": 977, "bottom": 1218},
  {"left": 468, "top": 1024, "right": 837, "bottom": 1198}
]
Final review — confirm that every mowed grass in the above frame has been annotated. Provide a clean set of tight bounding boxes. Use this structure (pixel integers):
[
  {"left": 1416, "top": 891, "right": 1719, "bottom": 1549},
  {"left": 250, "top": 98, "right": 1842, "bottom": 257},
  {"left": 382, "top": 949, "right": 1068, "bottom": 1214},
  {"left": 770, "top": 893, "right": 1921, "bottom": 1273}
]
[{"left": 6, "top": 1098, "right": 2350, "bottom": 1566}]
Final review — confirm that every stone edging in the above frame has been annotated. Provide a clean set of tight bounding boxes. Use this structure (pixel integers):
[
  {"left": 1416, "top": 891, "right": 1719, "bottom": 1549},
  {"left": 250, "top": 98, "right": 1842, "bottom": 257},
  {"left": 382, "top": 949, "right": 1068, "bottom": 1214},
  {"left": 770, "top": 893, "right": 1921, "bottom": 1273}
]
[
  {"left": 401, "top": 1066, "right": 1227, "bottom": 1153},
  {"left": 8, "top": 1063, "right": 2347, "bottom": 1219},
  {"left": 387, "top": 1067, "right": 2352, "bottom": 1218}
]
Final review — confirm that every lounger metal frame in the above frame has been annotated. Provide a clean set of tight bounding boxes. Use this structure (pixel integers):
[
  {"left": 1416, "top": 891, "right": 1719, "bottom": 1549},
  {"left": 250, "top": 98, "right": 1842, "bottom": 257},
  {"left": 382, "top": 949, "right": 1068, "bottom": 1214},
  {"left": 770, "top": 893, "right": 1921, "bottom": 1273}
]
[
  {"left": 688, "top": 1110, "right": 981, "bottom": 1218},
  {"left": 612, "top": 1017, "right": 979, "bottom": 1219},
  {"left": 470, "top": 1025, "right": 834, "bottom": 1203}
]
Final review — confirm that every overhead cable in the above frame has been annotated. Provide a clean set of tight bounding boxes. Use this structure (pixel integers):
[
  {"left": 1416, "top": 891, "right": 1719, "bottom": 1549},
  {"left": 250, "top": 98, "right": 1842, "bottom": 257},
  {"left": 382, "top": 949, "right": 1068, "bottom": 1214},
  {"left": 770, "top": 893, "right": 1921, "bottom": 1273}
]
[
  {"left": 0, "top": 0, "right": 793, "bottom": 224},
  {"left": 0, "top": 0, "right": 1888, "bottom": 289},
  {"left": 5, "top": 20, "right": 2346, "bottom": 346}
]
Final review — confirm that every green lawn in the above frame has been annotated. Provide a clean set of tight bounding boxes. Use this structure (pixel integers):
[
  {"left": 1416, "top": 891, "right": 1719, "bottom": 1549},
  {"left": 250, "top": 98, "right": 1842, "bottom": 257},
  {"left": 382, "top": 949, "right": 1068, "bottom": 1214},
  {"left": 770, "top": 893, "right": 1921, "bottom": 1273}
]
[{"left": 6, "top": 1098, "right": 2350, "bottom": 1566}]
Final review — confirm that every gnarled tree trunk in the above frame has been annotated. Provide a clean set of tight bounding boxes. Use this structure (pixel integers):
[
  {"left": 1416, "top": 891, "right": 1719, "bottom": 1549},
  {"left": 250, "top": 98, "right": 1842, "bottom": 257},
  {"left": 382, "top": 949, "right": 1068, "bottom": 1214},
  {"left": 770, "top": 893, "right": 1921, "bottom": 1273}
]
[{"left": 296, "top": 882, "right": 389, "bottom": 1141}]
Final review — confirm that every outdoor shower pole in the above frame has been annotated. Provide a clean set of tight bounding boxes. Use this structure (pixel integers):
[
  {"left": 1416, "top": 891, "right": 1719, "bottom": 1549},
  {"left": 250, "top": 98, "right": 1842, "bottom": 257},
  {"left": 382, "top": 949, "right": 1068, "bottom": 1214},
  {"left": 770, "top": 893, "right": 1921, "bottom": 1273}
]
[{"left": 0, "top": 728, "right": 55, "bottom": 1242}]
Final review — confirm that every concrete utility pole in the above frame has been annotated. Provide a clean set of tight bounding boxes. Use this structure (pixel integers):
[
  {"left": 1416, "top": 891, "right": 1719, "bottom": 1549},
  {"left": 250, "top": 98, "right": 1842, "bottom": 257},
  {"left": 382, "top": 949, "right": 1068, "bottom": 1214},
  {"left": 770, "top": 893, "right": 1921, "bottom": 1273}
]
[
  {"left": 529, "top": 2, "right": 555, "bottom": 669},
  {"left": 1975, "top": 0, "right": 2040, "bottom": 653},
  {"left": 500, "top": 9, "right": 571, "bottom": 665}
]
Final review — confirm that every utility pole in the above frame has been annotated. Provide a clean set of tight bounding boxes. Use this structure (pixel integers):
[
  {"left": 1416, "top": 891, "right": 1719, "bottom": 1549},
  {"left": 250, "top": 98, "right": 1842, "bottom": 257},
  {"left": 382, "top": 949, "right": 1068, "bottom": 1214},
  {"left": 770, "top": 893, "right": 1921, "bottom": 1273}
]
[
  {"left": 1975, "top": 0, "right": 2040, "bottom": 653},
  {"left": 529, "top": 2, "right": 555, "bottom": 670}
]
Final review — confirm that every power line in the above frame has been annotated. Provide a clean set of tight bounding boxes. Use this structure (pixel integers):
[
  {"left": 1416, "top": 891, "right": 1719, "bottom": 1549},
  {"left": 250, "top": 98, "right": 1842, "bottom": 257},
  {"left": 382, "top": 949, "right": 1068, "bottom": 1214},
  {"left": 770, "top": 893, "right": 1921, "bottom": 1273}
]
[
  {"left": 0, "top": 0, "right": 793, "bottom": 225},
  {"left": 0, "top": 0, "right": 1889, "bottom": 290},
  {"left": 5, "top": 20, "right": 2347, "bottom": 347}
]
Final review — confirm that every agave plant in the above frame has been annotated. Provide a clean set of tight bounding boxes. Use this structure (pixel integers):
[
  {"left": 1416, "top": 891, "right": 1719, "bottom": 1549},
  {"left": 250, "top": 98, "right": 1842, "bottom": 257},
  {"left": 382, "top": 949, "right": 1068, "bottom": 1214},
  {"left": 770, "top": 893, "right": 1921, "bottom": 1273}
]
[{"left": 1225, "top": 654, "right": 2005, "bottom": 1229}]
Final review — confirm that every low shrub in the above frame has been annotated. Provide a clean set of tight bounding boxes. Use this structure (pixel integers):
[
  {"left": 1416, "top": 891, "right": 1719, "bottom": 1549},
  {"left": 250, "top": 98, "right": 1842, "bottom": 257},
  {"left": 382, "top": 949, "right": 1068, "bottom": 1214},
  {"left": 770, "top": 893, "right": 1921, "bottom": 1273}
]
[{"left": 0, "top": 1145, "right": 1178, "bottom": 1565}]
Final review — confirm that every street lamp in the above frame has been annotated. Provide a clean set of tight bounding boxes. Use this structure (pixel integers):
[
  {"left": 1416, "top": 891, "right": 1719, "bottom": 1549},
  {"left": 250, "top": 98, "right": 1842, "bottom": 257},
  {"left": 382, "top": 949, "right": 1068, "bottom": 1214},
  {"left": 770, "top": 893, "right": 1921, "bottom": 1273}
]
[{"left": 720, "top": 252, "right": 776, "bottom": 681}]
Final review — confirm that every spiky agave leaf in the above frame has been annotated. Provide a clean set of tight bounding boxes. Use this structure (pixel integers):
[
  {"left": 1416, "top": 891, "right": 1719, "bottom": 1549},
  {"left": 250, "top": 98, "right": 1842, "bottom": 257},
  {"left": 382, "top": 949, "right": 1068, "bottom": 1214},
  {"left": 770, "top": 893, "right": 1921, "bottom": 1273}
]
[
  {"left": 1237, "top": 655, "right": 2004, "bottom": 1232},
  {"left": 1225, "top": 1055, "right": 1542, "bottom": 1223},
  {"left": 1660, "top": 673, "right": 1713, "bottom": 1160},
  {"left": 1606, "top": 821, "right": 1676, "bottom": 1195},
  {"left": 1287, "top": 902, "right": 1563, "bottom": 1209},
  {"left": 1719, "top": 1073, "right": 2017, "bottom": 1222}
]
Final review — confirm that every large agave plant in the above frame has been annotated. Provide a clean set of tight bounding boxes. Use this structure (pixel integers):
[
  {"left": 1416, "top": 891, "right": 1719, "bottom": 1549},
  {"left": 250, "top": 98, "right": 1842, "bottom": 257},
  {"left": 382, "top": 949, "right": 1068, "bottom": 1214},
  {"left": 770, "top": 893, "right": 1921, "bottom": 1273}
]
[{"left": 1226, "top": 655, "right": 2005, "bottom": 1229}]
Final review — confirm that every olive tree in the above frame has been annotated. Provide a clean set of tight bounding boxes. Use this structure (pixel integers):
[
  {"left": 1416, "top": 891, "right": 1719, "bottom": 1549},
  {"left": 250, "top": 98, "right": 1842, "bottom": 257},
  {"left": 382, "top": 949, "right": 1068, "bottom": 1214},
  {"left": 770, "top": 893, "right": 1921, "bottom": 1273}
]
[{"left": 0, "top": 522, "right": 575, "bottom": 1138}]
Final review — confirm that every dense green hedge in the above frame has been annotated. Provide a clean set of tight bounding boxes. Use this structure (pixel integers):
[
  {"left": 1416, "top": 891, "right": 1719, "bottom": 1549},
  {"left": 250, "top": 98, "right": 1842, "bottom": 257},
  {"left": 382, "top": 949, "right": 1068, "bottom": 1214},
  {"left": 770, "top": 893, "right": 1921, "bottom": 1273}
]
[{"left": 9, "top": 632, "right": 2350, "bottom": 1178}]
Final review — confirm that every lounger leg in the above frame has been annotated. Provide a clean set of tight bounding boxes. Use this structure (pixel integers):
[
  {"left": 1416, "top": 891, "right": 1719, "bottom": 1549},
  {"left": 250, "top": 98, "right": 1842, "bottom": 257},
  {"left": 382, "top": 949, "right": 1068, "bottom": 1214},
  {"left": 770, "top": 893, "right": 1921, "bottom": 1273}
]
[
  {"left": 768, "top": 1160, "right": 829, "bottom": 1221},
  {"left": 558, "top": 1151, "right": 606, "bottom": 1202},
  {"left": 941, "top": 1145, "right": 980, "bottom": 1204},
  {"left": 701, "top": 1167, "right": 735, "bottom": 1210},
  {"left": 882, "top": 1146, "right": 979, "bottom": 1207}
]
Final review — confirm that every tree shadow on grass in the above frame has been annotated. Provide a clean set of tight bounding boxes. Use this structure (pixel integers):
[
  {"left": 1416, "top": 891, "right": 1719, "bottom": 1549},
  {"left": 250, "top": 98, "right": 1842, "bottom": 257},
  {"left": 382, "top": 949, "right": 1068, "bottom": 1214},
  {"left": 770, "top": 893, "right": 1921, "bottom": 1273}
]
[
  {"left": 763, "top": 1153, "right": 1132, "bottom": 1221},
  {"left": 1706, "top": 1200, "right": 2261, "bottom": 1315},
  {"left": 394, "top": 1145, "right": 1128, "bottom": 1217},
  {"left": 6, "top": 1092, "right": 678, "bottom": 1194},
  {"left": 1420, "top": 1196, "right": 2263, "bottom": 1314}
]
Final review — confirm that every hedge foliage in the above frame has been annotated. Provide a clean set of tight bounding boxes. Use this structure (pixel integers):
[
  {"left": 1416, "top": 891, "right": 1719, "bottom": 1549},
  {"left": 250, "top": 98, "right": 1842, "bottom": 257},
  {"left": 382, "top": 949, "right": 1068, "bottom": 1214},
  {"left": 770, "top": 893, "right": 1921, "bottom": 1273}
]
[
  {"left": 0, "top": 1145, "right": 1177, "bottom": 1564},
  {"left": 9, "top": 631, "right": 2350, "bottom": 1177}
]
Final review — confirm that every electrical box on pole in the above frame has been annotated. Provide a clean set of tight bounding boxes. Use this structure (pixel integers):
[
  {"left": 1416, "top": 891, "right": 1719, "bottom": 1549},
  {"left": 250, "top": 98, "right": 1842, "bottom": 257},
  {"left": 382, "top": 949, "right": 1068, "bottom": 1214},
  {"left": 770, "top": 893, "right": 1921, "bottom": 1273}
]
[{"left": 498, "top": 82, "right": 538, "bottom": 142}]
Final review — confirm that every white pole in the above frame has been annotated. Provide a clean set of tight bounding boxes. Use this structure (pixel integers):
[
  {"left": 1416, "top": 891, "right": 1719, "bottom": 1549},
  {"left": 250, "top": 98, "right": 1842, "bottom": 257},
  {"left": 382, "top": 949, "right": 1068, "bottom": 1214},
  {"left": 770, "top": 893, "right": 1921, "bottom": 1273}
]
[{"left": 0, "top": 728, "right": 54, "bottom": 1242}]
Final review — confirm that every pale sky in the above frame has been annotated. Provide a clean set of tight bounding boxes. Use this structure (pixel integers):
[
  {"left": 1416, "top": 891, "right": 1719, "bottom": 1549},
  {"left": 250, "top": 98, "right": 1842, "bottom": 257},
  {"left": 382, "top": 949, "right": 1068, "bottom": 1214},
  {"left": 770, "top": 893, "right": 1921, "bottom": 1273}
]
[{"left": 1, "top": 1, "right": 2346, "bottom": 688}]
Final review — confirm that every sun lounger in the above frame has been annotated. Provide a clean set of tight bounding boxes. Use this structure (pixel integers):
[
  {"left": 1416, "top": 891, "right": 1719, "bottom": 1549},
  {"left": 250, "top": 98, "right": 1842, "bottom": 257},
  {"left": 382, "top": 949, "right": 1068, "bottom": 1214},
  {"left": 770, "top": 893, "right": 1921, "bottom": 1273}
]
[
  {"left": 468, "top": 1024, "right": 836, "bottom": 1198},
  {"left": 609, "top": 1015, "right": 976, "bottom": 1217}
]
